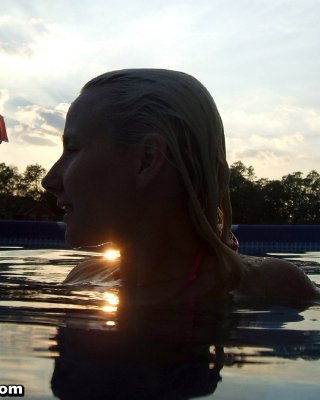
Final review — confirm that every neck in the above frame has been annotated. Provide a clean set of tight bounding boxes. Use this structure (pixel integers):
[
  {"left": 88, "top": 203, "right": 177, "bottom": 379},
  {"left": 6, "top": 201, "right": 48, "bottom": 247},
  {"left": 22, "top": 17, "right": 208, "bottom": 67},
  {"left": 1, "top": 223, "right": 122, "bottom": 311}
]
[{"left": 119, "top": 209, "right": 203, "bottom": 288}]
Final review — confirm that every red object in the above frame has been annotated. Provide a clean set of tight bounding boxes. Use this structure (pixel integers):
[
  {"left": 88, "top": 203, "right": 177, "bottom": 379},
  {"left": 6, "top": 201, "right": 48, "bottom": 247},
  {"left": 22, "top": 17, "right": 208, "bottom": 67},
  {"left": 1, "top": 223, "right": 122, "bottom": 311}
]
[
  {"left": 0, "top": 115, "right": 8, "bottom": 142},
  {"left": 228, "top": 233, "right": 239, "bottom": 252},
  {"left": 186, "top": 234, "right": 240, "bottom": 284},
  {"left": 186, "top": 244, "right": 206, "bottom": 283}
]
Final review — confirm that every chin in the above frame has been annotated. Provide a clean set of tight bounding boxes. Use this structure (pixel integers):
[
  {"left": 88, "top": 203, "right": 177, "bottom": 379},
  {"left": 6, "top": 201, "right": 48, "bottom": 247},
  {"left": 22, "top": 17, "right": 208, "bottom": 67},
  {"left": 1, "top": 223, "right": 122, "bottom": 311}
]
[{"left": 65, "top": 228, "right": 92, "bottom": 249}]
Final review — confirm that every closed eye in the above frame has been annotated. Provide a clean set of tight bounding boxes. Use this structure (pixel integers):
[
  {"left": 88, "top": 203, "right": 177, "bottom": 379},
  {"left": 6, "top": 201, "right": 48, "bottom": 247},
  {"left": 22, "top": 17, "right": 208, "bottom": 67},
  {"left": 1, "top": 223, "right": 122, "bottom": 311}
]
[{"left": 62, "top": 134, "right": 80, "bottom": 152}]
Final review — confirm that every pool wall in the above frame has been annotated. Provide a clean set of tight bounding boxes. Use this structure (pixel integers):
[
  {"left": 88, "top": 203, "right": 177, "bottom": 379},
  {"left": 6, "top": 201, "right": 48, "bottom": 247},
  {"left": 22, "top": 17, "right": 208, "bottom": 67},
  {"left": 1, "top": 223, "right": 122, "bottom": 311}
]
[
  {"left": 0, "top": 220, "right": 320, "bottom": 255},
  {"left": 0, "top": 220, "right": 67, "bottom": 249},
  {"left": 232, "top": 224, "right": 320, "bottom": 254}
]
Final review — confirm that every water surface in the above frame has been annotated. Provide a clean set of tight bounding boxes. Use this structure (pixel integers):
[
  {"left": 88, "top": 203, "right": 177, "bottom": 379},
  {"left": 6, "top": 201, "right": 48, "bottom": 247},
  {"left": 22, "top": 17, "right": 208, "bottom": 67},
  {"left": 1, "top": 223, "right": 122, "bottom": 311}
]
[{"left": 0, "top": 248, "right": 320, "bottom": 399}]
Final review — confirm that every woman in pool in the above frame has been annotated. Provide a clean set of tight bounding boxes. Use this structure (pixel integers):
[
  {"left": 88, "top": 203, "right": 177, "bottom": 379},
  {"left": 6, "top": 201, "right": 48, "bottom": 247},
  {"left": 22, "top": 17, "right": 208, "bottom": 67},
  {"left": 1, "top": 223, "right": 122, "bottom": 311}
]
[{"left": 42, "top": 69, "right": 320, "bottom": 302}]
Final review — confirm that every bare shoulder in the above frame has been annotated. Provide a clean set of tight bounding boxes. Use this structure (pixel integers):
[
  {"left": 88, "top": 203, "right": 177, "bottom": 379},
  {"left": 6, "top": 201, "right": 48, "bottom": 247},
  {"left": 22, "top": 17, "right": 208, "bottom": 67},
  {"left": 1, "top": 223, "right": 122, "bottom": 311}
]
[
  {"left": 237, "top": 254, "right": 320, "bottom": 301},
  {"left": 64, "top": 257, "right": 120, "bottom": 284}
]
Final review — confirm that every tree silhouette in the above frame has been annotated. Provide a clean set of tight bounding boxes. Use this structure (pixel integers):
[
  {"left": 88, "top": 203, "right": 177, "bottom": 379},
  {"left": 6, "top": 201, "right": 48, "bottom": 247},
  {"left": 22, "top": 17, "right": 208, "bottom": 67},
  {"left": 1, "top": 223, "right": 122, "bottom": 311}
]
[
  {"left": 16, "top": 164, "right": 46, "bottom": 200},
  {"left": 0, "top": 162, "right": 19, "bottom": 196},
  {"left": 229, "top": 162, "right": 320, "bottom": 224}
]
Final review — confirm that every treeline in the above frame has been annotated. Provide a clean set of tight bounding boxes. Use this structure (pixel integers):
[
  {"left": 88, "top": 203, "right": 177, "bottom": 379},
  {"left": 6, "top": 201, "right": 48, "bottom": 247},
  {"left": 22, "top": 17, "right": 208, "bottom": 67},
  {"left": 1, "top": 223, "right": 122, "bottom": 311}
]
[
  {"left": 230, "top": 161, "right": 320, "bottom": 224},
  {"left": 0, "top": 163, "right": 46, "bottom": 200},
  {"left": 0, "top": 161, "right": 319, "bottom": 223}
]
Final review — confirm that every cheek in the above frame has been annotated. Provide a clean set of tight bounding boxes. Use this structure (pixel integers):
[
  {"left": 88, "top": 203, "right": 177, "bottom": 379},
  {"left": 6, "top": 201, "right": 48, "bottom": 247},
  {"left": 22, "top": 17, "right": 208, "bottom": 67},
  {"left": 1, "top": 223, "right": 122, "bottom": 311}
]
[
  {"left": 65, "top": 154, "right": 137, "bottom": 228},
  {"left": 63, "top": 154, "right": 104, "bottom": 198}
]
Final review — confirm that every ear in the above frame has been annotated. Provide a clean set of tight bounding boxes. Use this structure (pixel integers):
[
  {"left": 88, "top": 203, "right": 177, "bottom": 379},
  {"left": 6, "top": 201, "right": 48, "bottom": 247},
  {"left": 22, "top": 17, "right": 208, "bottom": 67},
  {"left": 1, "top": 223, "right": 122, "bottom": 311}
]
[{"left": 135, "top": 133, "right": 168, "bottom": 188}]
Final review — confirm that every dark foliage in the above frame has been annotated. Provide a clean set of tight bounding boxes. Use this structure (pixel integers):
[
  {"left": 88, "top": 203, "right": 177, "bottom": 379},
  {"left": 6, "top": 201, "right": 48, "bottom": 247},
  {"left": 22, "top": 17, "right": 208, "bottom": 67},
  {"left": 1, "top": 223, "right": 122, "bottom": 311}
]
[{"left": 229, "top": 161, "right": 320, "bottom": 224}]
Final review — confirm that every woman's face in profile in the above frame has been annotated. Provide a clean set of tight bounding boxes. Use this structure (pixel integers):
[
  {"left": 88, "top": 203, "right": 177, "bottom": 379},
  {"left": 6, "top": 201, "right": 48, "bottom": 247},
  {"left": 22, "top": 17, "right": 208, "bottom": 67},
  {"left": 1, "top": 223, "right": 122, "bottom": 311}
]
[{"left": 43, "top": 89, "right": 139, "bottom": 248}]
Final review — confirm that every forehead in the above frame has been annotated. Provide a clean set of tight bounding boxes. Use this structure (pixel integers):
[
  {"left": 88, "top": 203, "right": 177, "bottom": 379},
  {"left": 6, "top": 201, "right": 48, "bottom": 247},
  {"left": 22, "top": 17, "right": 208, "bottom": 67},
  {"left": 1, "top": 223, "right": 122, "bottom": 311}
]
[
  {"left": 65, "top": 88, "right": 112, "bottom": 137},
  {"left": 67, "top": 88, "right": 107, "bottom": 121}
]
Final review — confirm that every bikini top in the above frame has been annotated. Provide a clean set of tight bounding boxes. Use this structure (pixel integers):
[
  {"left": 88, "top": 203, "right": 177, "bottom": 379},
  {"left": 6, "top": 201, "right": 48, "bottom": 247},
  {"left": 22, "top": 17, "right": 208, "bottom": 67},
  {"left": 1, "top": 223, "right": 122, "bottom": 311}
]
[{"left": 185, "top": 233, "right": 239, "bottom": 284}]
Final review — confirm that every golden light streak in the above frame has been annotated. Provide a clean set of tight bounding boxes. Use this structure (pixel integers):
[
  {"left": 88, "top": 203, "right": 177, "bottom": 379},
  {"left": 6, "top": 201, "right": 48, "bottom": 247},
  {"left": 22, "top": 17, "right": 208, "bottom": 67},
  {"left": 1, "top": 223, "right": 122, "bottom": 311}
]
[
  {"left": 102, "top": 291, "right": 119, "bottom": 314},
  {"left": 102, "top": 305, "right": 117, "bottom": 313}
]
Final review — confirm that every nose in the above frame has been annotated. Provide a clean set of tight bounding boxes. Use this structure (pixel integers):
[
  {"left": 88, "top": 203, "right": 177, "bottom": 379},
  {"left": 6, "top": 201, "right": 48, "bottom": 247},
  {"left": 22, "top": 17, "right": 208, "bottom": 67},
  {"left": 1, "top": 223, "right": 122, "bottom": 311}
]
[{"left": 42, "top": 160, "right": 63, "bottom": 196}]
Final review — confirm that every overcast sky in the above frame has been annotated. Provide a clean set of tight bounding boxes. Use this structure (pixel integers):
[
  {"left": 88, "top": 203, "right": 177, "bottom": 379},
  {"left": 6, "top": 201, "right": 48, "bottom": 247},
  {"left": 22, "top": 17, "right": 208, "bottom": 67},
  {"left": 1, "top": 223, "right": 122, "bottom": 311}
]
[{"left": 1, "top": 0, "right": 319, "bottom": 179}]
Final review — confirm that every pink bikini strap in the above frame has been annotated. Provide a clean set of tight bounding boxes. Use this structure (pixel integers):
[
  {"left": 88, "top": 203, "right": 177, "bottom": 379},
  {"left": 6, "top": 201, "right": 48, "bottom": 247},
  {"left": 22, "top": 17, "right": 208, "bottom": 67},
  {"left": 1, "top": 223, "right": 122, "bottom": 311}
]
[
  {"left": 186, "top": 243, "right": 206, "bottom": 284},
  {"left": 185, "top": 235, "right": 238, "bottom": 285}
]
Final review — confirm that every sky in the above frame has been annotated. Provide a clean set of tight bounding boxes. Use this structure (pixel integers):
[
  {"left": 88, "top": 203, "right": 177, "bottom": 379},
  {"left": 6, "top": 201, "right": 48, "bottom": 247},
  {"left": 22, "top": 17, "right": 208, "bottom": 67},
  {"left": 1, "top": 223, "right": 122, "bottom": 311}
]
[{"left": 0, "top": 0, "right": 319, "bottom": 179}]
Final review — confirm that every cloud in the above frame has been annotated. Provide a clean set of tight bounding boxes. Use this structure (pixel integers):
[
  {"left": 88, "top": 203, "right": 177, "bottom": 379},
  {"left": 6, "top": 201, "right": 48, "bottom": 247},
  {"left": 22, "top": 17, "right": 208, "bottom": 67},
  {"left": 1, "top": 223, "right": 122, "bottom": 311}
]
[
  {"left": 4, "top": 96, "right": 33, "bottom": 113},
  {"left": 36, "top": 110, "right": 65, "bottom": 131},
  {"left": 0, "top": 89, "right": 9, "bottom": 113},
  {"left": 15, "top": 104, "right": 66, "bottom": 132},
  {"left": 226, "top": 130, "right": 319, "bottom": 178},
  {"left": 223, "top": 103, "right": 320, "bottom": 177},
  {"left": 0, "top": 0, "right": 319, "bottom": 178},
  {"left": 0, "top": 15, "right": 49, "bottom": 57},
  {"left": 227, "top": 134, "right": 294, "bottom": 166},
  {"left": 15, "top": 124, "right": 58, "bottom": 146},
  {"left": 224, "top": 103, "right": 319, "bottom": 147},
  {"left": 222, "top": 104, "right": 320, "bottom": 137},
  {"left": 5, "top": 102, "right": 68, "bottom": 146}
]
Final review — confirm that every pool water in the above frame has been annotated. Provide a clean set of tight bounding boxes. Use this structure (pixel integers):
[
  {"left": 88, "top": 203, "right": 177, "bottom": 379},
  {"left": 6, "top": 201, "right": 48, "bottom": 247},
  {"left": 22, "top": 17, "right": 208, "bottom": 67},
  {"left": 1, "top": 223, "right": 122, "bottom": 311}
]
[{"left": 0, "top": 248, "right": 320, "bottom": 399}]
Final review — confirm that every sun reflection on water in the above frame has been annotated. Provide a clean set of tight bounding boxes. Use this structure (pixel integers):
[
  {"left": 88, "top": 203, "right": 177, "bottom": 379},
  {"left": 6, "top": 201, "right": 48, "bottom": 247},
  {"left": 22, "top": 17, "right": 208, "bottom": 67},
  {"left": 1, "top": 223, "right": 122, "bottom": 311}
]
[
  {"left": 103, "top": 292, "right": 119, "bottom": 305},
  {"left": 101, "top": 291, "right": 119, "bottom": 315},
  {"left": 104, "top": 249, "right": 121, "bottom": 262},
  {"left": 102, "top": 305, "right": 118, "bottom": 313}
]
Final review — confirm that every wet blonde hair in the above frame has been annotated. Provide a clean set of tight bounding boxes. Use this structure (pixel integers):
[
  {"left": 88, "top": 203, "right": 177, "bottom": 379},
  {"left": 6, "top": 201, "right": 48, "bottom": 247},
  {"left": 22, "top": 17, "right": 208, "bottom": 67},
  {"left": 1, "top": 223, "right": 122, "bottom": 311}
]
[{"left": 82, "top": 69, "right": 243, "bottom": 289}]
